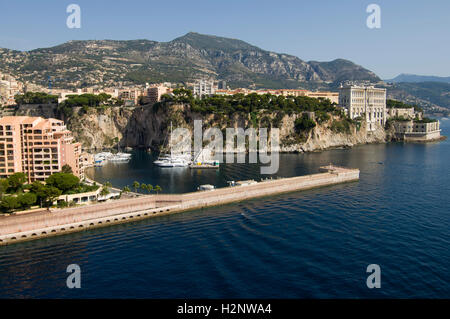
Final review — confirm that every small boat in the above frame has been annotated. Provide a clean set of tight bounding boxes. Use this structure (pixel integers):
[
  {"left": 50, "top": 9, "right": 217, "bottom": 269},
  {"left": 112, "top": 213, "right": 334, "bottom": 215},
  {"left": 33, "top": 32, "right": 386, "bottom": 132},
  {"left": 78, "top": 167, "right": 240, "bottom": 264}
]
[
  {"left": 154, "top": 157, "right": 189, "bottom": 167},
  {"left": 94, "top": 160, "right": 105, "bottom": 167},
  {"left": 189, "top": 160, "right": 220, "bottom": 169},
  {"left": 197, "top": 184, "right": 215, "bottom": 191}
]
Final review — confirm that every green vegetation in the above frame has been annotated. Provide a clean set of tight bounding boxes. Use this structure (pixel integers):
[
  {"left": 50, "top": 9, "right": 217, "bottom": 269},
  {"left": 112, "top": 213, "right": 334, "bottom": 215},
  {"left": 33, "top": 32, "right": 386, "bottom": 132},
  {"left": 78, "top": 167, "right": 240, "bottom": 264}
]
[
  {"left": 59, "top": 93, "right": 118, "bottom": 108},
  {"left": 330, "top": 118, "right": 354, "bottom": 134},
  {"left": 122, "top": 186, "right": 131, "bottom": 193},
  {"left": 386, "top": 99, "right": 423, "bottom": 113},
  {"left": 154, "top": 185, "right": 162, "bottom": 194},
  {"left": 162, "top": 90, "right": 336, "bottom": 116},
  {"left": 61, "top": 164, "right": 73, "bottom": 174},
  {"left": 133, "top": 181, "right": 140, "bottom": 193},
  {"left": 15, "top": 92, "right": 58, "bottom": 105},
  {"left": 294, "top": 114, "right": 316, "bottom": 133},
  {"left": 0, "top": 172, "right": 99, "bottom": 213},
  {"left": 100, "top": 181, "right": 112, "bottom": 197},
  {"left": 46, "top": 173, "right": 80, "bottom": 193},
  {"left": 415, "top": 117, "right": 438, "bottom": 123},
  {"left": 386, "top": 99, "right": 415, "bottom": 109},
  {"left": 389, "top": 82, "right": 450, "bottom": 111}
]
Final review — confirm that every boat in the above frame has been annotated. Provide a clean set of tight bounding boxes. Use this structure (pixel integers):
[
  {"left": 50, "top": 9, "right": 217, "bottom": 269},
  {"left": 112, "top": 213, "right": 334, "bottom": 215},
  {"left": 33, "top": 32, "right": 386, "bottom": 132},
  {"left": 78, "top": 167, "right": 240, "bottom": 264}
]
[
  {"left": 189, "top": 160, "right": 220, "bottom": 169},
  {"left": 94, "top": 160, "right": 105, "bottom": 167},
  {"left": 94, "top": 151, "right": 132, "bottom": 164},
  {"left": 189, "top": 145, "right": 219, "bottom": 169},
  {"left": 154, "top": 156, "right": 190, "bottom": 167},
  {"left": 197, "top": 184, "right": 215, "bottom": 191},
  {"left": 153, "top": 122, "right": 191, "bottom": 168}
]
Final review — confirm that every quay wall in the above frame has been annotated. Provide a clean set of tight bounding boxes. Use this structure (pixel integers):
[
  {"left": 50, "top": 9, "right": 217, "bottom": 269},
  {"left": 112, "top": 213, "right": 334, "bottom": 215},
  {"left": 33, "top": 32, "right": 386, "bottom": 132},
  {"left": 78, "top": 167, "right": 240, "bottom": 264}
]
[
  {"left": 0, "top": 196, "right": 159, "bottom": 235},
  {"left": 0, "top": 167, "right": 359, "bottom": 245}
]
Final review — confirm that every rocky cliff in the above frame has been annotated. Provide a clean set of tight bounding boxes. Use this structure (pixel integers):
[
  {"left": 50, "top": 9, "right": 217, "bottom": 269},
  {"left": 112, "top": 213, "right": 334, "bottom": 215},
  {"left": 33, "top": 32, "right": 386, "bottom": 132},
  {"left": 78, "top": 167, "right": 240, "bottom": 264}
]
[{"left": 15, "top": 104, "right": 387, "bottom": 152}]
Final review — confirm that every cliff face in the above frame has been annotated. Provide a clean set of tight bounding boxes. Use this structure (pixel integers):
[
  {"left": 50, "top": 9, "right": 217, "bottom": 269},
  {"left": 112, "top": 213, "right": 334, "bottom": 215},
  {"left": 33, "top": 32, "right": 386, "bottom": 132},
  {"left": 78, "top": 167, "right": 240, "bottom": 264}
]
[{"left": 15, "top": 104, "right": 387, "bottom": 151}]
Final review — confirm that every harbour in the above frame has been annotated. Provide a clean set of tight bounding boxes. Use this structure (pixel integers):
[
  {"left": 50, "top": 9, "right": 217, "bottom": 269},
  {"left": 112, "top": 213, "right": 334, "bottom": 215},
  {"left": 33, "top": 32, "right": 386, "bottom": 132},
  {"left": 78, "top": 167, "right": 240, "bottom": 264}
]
[
  {"left": 0, "top": 165, "right": 359, "bottom": 245},
  {"left": 0, "top": 126, "right": 449, "bottom": 298}
]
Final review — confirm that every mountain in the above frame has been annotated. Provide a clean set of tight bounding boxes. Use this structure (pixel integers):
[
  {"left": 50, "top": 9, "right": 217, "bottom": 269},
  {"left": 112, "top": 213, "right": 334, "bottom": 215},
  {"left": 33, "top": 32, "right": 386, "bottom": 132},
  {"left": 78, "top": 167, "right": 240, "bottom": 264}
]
[
  {"left": 383, "top": 81, "right": 450, "bottom": 114},
  {"left": 388, "top": 73, "right": 450, "bottom": 83},
  {"left": 0, "top": 32, "right": 380, "bottom": 89}
]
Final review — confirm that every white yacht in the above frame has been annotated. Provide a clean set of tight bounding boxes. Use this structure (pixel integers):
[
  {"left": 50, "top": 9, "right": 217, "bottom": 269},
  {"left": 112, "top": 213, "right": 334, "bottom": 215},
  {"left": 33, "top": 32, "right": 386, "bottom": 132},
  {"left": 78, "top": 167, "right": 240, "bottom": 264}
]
[{"left": 153, "top": 122, "right": 191, "bottom": 168}]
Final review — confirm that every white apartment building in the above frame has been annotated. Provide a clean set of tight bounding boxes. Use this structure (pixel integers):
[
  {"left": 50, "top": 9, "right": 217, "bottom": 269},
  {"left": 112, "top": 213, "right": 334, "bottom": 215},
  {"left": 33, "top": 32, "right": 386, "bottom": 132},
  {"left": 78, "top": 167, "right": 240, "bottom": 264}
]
[
  {"left": 339, "top": 85, "right": 386, "bottom": 131},
  {"left": 193, "top": 80, "right": 216, "bottom": 97}
]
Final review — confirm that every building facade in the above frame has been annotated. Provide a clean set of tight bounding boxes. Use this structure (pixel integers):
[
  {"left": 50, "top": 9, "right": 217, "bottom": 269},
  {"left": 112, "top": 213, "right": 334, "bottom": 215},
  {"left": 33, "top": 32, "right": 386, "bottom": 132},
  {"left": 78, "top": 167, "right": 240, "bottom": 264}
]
[
  {"left": 0, "top": 73, "right": 23, "bottom": 106},
  {"left": 146, "top": 85, "right": 171, "bottom": 104},
  {"left": 392, "top": 120, "right": 441, "bottom": 141},
  {"left": 0, "top": 116, "right": 84, "bottom": 182},
  {"left": 193, "top": 80, "right": 216, "bottom": 97},
  {"left": 339, "top": 85, "right": 386, "bottom": 131},
  {"left": 386, "top": 107, "right": 419, "bottom": 120}
]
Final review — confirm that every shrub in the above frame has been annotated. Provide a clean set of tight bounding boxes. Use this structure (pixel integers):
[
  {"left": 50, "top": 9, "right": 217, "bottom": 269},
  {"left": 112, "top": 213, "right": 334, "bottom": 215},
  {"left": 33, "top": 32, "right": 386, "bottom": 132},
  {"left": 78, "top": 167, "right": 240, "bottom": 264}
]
[{"left": 295, "top": 114, "right": 316, "bottom": 133}]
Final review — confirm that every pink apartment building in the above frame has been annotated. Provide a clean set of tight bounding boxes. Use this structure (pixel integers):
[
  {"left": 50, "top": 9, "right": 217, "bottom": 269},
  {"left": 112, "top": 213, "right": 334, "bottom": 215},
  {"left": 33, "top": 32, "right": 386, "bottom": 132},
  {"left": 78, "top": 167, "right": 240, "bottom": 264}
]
[{"left": 0, "top": 116, "right": 84, "bottom": 183}]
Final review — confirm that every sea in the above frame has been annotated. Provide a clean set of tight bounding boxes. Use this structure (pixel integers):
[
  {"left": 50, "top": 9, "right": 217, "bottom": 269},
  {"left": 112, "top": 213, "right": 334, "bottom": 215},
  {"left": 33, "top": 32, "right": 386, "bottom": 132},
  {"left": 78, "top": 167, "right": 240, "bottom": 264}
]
[{"left": 0, "top": 119, "right": 449, "bottom": 298}]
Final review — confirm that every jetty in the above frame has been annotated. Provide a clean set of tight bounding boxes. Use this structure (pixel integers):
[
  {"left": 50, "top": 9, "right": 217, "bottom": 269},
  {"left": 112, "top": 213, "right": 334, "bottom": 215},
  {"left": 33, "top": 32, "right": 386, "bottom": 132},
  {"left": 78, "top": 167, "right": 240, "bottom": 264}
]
[{"left": 0, "top": 165, "right": 359, "bottom": 245}]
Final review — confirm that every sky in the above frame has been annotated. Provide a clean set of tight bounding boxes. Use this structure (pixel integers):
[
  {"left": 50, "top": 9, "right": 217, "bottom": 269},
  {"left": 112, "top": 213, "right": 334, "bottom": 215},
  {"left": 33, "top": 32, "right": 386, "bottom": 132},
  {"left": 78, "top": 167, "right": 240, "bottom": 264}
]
[{"left": 0, "top": 0, "right": 449, "bottom": 79}]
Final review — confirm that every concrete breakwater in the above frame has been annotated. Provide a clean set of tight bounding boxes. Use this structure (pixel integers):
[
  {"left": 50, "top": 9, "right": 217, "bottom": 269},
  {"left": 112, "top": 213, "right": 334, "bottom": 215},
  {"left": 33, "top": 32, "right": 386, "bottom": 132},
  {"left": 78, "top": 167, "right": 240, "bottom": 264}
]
[{"left": 0, "top": 166, "right": 359, "bottom": 245}]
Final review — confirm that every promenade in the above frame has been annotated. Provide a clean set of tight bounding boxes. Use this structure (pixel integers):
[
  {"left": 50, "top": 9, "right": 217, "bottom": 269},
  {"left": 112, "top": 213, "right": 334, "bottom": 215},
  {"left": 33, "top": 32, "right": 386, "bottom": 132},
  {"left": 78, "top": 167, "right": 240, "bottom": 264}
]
[{"left": 0, "top": 165, "right": 359, "bottom": 245}]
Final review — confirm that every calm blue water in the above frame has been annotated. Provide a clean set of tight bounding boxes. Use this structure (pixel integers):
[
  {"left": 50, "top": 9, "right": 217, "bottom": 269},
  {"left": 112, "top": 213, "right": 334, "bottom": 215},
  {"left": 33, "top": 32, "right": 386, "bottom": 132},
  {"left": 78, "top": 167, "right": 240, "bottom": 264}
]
[{"left": 0, "top": 120, "right": 449, "bottom": 298}]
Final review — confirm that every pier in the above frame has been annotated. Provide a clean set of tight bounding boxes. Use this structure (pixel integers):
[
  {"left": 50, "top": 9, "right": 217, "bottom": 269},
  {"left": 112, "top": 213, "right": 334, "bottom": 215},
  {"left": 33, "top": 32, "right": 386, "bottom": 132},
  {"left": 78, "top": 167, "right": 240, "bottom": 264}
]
[{"left": 0, "top": 165, "right": 359, "bottom": 245}]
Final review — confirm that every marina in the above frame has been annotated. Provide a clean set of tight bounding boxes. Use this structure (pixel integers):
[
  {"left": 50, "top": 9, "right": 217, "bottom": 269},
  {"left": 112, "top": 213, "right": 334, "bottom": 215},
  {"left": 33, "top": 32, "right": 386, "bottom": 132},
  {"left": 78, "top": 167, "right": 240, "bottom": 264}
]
[{"left": 94, "top": 151, "right": 132, "bottom": 166}]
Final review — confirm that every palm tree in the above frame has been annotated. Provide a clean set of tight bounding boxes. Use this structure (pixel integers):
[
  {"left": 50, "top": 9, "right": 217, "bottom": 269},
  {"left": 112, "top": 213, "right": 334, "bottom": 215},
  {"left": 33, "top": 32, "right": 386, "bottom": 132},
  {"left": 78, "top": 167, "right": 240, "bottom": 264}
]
[
  {"left": 154, "top": 185, "right": 162, "bottom": 194},
  {"left": 100, "top": 187, "right": 109, "bottom": 196},
  {"left": 132, "top": 181, "right": 140, "bottom": 193},
  {"left": 122, "top": 186, "right": 131, "bottom": 193},
  {"left": 146, "top": 184, "right": 153, "bottom": 194},
  {"left": 141, "top": 184, "right": 148, "bottom": 193}
]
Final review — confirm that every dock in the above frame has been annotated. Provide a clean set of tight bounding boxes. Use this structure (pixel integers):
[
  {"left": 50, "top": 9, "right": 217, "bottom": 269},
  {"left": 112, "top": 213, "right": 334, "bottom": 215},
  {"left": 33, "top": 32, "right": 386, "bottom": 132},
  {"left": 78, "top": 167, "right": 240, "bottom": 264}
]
[{"left": 0, "top": 165, "right": 359, "bottom": 245}]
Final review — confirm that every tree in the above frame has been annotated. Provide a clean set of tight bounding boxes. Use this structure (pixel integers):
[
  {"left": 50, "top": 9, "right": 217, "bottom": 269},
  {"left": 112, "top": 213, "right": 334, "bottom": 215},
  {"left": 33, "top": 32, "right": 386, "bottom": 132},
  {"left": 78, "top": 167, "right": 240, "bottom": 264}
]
[
  {"left": 133, "top": 181, "right": 140, "bottom": 193},
  {"left": 46, "top": 173, "right": 80, "bottom": 193},
  {"left": 31, "top": 181, "right": 61, "bottom": 207},
  {"left": 122, "top": 186, "right": 131, "bottom": 193},
  {"left": 42, "top": 186, "right": 62, "bottom": 208},
  {"left": 18, "top": 193, "right": 37, "bottom": 209},
  {"left": 0, "top": 178, "right": 9, "bottom": 199},
  {"left": 154, "top": 185, "right": 162, "bottom": 194},
  {"left": 0, "top": 196, "right": 20, "bottom": 213},
  {"left": 7, "top": 172, "right": 27, "bottom": 193},
  {"left": 140, "top": 184, "right": 148, "bottom": 193},
  {"left": 146, "top": 184, "right": 153, "bottom": 194},
  {"left": 61, "top": 164, "right": 73, "bottom": 174},
  {"left": 294, "top": 114, "right": 316, "bottom": 133},
  {"left": 100, "top": 187, "right": 110, "bottom": 197},
  {"left": 100, "top": 181, "right": 112, "bottom": 197}
]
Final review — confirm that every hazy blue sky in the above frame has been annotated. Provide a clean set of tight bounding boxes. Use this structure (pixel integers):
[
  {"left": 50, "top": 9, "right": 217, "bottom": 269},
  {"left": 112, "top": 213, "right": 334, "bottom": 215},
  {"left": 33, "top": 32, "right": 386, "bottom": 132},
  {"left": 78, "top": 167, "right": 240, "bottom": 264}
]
[{"left": 1, "top": 0, "right": 449, "bottom": 79}]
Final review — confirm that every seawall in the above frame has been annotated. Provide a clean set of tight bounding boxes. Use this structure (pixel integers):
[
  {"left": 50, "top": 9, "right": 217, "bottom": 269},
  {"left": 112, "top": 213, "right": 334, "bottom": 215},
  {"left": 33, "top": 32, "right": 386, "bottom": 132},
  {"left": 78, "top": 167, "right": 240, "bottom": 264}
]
[{"left": 0, "top": 166, "right": 359, "bottom": 246}]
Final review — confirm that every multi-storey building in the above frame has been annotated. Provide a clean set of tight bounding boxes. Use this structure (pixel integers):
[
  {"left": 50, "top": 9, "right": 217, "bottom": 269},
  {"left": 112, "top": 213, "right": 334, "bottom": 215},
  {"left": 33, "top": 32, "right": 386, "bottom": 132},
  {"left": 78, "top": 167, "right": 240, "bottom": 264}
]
[
  {"left": 146, "top": 85, "right": 171, "bottom": 104},
  {"left": 193, "top": 80, "right": 216, "bottom": 97},
  {"left": 0, "top": 116, "right": 84, "bottom": 182},
  {"left": 119, "top": 89, "right": 144, "bottom": 105},
  {"left": 339, "top": 85, "right": 386, "bottom": 131},
  {"left": 392, "top": 120, "right": 441, "bottom": 141},
  {"left": 386, "top": 107, "right": 421, "bottom": 120}
]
